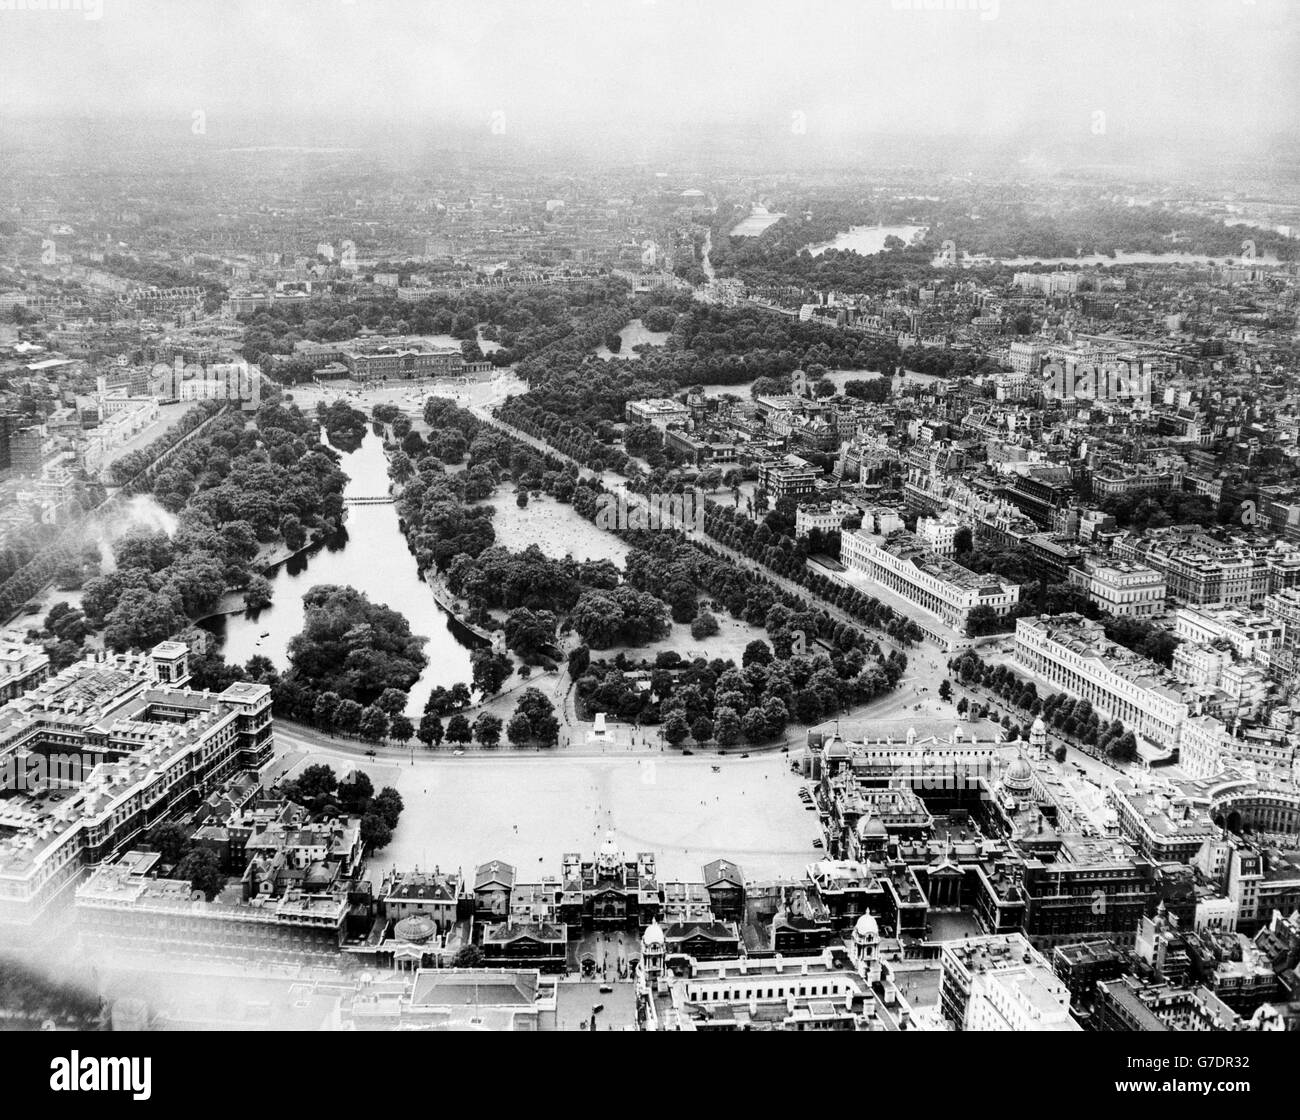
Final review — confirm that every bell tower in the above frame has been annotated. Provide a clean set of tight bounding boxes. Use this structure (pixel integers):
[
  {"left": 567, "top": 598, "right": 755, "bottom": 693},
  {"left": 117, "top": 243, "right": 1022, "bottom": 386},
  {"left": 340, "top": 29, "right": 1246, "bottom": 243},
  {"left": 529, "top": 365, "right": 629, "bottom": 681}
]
[
  {"left": 150, "top": 641, "right": 191, "bottom": 687},
  {"left": 852, "top": 912, "right": 881, "bottom": 984},
  {"left": 640, "top": 920, "right": 666, "bottom": 992},
  {"left": 1030, "top": 716, "right": 1048, "bottom": 759}
]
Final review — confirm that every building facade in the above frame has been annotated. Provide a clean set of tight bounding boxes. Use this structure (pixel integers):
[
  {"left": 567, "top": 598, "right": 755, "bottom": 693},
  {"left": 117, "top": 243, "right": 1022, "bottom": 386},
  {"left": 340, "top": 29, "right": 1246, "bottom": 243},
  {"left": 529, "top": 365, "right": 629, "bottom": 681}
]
[
  {"left": 1014, "top": 614, "right": 1190, "bottom": 751},
  {"left": 843, "top": 529, "right": 1020, "bottom": 635}
]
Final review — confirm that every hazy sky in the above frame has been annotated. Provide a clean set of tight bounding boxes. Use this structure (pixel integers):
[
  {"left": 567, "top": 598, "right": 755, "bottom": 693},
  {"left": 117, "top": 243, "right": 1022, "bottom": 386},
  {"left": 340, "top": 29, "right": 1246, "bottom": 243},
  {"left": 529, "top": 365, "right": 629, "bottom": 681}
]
[{"left": 1, "top": 0, "right": 1295, "bottom": 155}]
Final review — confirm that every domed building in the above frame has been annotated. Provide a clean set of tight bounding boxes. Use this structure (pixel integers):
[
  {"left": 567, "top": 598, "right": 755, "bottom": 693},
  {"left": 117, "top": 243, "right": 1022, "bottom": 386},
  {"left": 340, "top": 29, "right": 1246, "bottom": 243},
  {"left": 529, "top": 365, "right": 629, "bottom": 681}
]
[
  {"left": 389, "top": 914, "right": 440, "bottom": 970},
  {"left": 996, "top": 751, "right": 1036, "bottom": 812},
  {"left": 393, "top": 914, "right": 438, "bottom": 945},
  {"left": 1004, "top": 754, "right": 1034, "bottom": 793},
  {"left": 819, "top": 732, "right": 851, "bottom": 778},
  {"left": 597, "top": 831, "right": 622, "bottom": 877},
  {"left": 856, "top": 813, "right": 888, "bottom": 857}
]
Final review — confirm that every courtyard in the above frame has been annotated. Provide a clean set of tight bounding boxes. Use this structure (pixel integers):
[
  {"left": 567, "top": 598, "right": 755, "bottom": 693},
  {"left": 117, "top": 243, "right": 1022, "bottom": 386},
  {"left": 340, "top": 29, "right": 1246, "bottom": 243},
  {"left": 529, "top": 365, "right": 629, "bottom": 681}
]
[{"left": 279, "top": 745, "right": 819, "bottom": 882}]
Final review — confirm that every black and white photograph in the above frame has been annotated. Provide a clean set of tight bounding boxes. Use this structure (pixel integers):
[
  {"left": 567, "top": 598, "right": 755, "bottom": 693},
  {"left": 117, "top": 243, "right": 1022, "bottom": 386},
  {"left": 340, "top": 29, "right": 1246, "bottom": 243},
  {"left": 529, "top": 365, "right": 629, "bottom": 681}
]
[{"left": 0, "top": 0, "right": 1296, "bottom": 1085}]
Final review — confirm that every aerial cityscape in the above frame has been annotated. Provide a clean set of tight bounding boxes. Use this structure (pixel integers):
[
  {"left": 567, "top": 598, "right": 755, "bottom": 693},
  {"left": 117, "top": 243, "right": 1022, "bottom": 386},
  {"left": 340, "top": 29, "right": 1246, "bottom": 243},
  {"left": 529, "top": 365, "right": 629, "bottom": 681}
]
[{"left": 0, "top": 0, "right": 1297, "bottom": 1065}]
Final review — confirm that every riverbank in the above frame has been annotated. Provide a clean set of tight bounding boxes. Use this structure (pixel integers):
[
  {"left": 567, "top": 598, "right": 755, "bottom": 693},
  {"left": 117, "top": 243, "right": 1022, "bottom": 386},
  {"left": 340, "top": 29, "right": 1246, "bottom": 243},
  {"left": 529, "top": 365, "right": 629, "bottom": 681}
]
[
  {"left": 194, "top": 528, "right": 346, "bottom": 624},
  {"left": 425, "top": 573, "right": 495, "bottom": 645},
  {"left": 369, "top": 431, "right": 506, "bottom": 648}
]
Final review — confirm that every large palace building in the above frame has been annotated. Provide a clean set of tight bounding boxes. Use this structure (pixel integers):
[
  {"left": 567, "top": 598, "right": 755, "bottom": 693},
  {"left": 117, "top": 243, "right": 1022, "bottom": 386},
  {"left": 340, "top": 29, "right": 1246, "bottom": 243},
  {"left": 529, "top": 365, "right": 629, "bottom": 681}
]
[{"left": 0, "top": 643, "right": 273, "bottom": 928}]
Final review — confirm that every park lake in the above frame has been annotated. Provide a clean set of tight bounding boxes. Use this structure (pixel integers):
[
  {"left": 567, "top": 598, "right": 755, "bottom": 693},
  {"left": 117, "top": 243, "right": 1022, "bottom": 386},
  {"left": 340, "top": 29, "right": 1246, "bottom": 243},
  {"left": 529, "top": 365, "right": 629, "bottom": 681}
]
[{"left": 201, "top": 428, "right": 477, "bottom": 717}]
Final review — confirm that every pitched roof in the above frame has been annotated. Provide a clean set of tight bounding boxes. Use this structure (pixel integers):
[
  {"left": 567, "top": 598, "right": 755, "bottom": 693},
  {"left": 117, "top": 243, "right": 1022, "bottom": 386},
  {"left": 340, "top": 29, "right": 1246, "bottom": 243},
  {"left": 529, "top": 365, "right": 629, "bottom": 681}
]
[
  {"left": 703, "top": 859, "right": 744, "bottom": 888},
  {"left": 411, "top": 968, "right": 539, "bottom": 1008},
  {"left": 474, "top": 860, "right": 516, "bottom": 890}
]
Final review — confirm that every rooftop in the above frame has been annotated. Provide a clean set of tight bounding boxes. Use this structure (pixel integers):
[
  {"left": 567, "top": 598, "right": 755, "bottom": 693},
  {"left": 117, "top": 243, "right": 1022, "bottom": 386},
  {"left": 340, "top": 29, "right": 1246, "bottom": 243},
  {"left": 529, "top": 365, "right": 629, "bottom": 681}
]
[
  {"left": 874, "top": 531, "right": 1017, "bottom": 593},
  {"left": 410, "top": 968, "right": 541, "bottom": 1009}
]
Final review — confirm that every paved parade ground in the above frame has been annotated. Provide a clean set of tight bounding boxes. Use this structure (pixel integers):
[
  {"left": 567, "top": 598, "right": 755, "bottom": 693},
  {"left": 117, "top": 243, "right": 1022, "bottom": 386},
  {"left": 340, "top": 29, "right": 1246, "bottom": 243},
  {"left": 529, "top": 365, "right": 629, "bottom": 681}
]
[{"left": 284, "top": 745, "right": 820, "bottom": 882}]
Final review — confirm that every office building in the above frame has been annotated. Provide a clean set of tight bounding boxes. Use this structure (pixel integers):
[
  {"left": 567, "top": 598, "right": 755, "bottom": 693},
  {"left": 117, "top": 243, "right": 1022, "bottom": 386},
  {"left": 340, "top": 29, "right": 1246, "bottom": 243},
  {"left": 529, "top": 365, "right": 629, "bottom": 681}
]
[
  {"left": 1067, "top": 560, "right": 1167, "bottom": 619},
  {"left": 939, "top": 933, "right": 1079, "bottom": 1031},
  {"left": 0, "top": 645, "right": 273, "bottom": 926}
]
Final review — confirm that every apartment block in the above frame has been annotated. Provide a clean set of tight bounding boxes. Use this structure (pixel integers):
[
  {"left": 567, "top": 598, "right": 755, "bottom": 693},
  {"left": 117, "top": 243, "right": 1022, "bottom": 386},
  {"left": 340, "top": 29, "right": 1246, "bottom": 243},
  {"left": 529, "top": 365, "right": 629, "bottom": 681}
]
[{"left": 1013, "top": 614, "right": 1191, "bottom": 752}]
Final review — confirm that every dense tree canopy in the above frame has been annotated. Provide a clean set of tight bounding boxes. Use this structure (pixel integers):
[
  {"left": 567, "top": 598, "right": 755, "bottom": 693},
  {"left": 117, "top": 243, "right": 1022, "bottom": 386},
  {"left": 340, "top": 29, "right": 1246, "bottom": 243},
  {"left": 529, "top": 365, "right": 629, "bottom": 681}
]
[
  {"left": 84, "top": 401, "right": 348, "bottom": 652},
  {"left": 284, "top": 584, "right": 428, "bottom": 706}
]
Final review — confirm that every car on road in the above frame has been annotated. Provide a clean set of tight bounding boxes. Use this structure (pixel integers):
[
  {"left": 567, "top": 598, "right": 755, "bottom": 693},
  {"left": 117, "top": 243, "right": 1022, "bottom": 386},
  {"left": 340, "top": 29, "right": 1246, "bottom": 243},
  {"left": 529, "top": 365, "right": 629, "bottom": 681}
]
[
  {"left": 599, "top": 984, "right": 613, "bottom": 994},
  {"left": 452, "top": 749, "right": 464, "bottom": 757}
]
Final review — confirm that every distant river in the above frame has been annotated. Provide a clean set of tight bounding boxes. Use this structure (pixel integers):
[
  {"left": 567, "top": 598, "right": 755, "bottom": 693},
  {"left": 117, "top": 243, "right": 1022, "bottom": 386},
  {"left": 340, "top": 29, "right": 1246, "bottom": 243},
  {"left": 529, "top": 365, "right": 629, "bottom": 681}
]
[
  {"left": 200, "top": 429, "right": 477, "bottom": 717},
  {"left": 951, "top": 250, "right": 1283, "bottom": 267}
]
